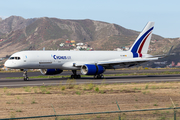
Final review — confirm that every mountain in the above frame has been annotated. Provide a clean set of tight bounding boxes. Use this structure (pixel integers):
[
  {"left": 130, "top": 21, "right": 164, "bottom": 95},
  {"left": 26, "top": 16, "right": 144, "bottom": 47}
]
[
  {"left": 0, "top": 16, "right": 37, "bottom": 34},
  {"left": 0, "top": 16, "right": 179, "bottom": 61}
]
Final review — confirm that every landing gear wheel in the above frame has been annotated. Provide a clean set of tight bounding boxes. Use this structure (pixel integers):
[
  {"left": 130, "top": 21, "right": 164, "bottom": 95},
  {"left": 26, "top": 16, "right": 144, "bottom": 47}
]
[
  {"left": 77, "top": 75, "right": 81, "bottom": 79},
  {"left": 71, "top": 75, "right": 74, "bottom": 79},
  {"left": 74, "top": 75, "right": 77, "bottom": 79},
  {"left": 24, "top": 77, "right": 29, "bottom": 81},
  {"left": 97, "top": 75, "right": 101, "bottom": 79},
  {"left": 71, "top": 74, "right": 81, "bottom": 79},
  {"left": 94, "top": 74, "right": 104, "bottom": 79},
  {"left": 23, "top": 70, "right": 29, "bottom": 81},
  {"left": 71, "top": 70, "right": 81, "bottom": 79},
  {"left": 100, "top": 74, "right": 104, "bottom": 79}
]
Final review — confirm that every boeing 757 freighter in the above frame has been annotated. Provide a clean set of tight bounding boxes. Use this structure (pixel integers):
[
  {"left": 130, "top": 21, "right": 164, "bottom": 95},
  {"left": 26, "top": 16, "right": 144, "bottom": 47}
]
[{"left": 4, "top": 22, "right": 166, "bottom": 81}]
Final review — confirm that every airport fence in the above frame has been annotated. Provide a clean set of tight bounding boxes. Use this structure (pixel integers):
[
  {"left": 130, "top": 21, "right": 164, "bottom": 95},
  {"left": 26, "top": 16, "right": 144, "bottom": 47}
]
[{"left": 2, "top": 103, "right": 180, "bottom": 120}]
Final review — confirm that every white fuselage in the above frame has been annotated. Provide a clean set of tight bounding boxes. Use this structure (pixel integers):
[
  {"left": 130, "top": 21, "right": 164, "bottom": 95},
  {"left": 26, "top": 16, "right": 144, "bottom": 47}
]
[{"left": 5, "top": 50, "right": 141, "bottom": 70}]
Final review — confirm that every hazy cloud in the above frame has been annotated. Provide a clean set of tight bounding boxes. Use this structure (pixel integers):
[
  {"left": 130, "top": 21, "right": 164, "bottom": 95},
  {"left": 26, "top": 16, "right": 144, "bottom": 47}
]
[{"left": 0, "top": 16, "right": 9, "bottom": 19}]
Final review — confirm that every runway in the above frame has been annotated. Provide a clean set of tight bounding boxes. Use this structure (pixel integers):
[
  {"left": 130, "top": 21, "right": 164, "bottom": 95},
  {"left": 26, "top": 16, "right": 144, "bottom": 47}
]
[
  {"left": 0, "top": 69, "right": 180, "bottom": 87},
  {"left": 0, "top": 69, "right": 179, "bottom": 78}
]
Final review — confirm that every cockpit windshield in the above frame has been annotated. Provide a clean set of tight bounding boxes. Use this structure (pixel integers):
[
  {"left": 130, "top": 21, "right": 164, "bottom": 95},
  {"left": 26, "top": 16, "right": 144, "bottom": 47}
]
[{"left": 9, "top": 57, "right": 21, "bottom": 60}]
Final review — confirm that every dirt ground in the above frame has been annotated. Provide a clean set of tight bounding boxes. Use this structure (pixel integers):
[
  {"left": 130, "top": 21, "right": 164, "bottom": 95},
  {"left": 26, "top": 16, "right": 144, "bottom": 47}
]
[{"left": 1, "top": 81, "right": 180, "bottom": 119}]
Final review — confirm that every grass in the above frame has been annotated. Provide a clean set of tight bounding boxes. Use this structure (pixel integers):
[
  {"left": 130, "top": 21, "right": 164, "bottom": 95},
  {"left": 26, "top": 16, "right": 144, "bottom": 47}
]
[
  {"left": 24, "top": 86, "right": 31, "bottom": 92},
  {"left": 134, "top": 87, "right": 141, "bottom": 90},
  {"left": 76, "top": 91, "right": 81, "bottom": 95},
  {"left": 94, "top": 87, "right": 99, "bottom": 92},
  {"left": 100, "top": 90, "right": 105, "bottom": 94},
  {"left": 16, "top": 96, "right": 20, "bottom": 99},
  {"left": 154, "top": 104, "right": 158, "bottom": 106},
  {"left": 1, "top": 81, "right": 180, "bottom": 119},
  {"left": 4, "top": 87, "right": 7, "bottom": 92},
  {"left": 142, "top": 90, "right": 150, "bottom": 94},
  {"left": 87, "top": 83, "right": 94, "bottom": 90},
  {"left": 16, "top": 109, "right": 22, "bottom": 112},
  {"left": 31, "top": 97, "right": 36, "bottom": 104},
  {"left": 46, "top": 91, "right": 51, "bottom": 94},
  {"left": 145, "top": 84, "right": 149, "bottom": 89},
  {"left": 61, "top": 86, "right": 66, "bottom": 91},
  {"left": 66, "top": 79, "right": 76, "bottom": 89},
  {"left": 2, "top": 80, "right": 180, "bottom": 93},
  {"left": 31, "top": 100, "right": 36, "bottom": 104},
  {"left": 34, "top": 89, "right": 37, "bottom": 93},
  {"left": 6, "top": 101, "right": 11, "bottom": 104},
  {"left": 10, "top": 112, "right": 16, "bottom": 118},
  {"left": 40, "top": 88, "right": 47, "bottom": 94},
  {"left": 6, "top": 92, "right": 11, "bottom": 95},
  {"left": 4, "top": 80, "right": 175, "bottom": 97},
  {"left": 151, "top": 86, "right": 159, "bottom": 89}
]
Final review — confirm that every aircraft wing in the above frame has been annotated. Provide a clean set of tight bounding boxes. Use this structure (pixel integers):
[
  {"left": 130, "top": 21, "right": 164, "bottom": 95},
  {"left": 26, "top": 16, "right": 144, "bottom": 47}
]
[
  {"left": 73, "top": 57, "right": 158, "bottom": 67},
  {"left": 97, "top": 57, "right": 158, "bottom": 66}
]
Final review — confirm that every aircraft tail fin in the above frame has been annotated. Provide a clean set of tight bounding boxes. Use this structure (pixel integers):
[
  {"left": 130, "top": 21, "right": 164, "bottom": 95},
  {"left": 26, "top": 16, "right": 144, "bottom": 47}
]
[{"left": 129, "top": 22, "right": 155, "bottom": 57}]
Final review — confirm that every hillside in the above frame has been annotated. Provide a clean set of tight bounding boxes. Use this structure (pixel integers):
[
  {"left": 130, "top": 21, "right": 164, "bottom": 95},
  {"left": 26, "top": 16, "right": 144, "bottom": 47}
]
[{"left": 0, "top": 16, "right": 179, "bottom": 60}]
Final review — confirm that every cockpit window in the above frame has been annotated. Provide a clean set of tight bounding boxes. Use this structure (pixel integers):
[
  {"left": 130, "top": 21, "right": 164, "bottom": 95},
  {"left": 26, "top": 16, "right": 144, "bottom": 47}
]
[
  {"left": 9, "top": 57, "right": 14, "bottom": 60},
  {"left": 9, "top": 57, "right": 21, "bottom": 60}
]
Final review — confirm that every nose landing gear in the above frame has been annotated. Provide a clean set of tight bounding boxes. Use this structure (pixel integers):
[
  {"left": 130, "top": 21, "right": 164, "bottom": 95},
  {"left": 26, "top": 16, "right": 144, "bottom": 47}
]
[{"left": 23, "top": 70, "right": 29, "bottom": 81}]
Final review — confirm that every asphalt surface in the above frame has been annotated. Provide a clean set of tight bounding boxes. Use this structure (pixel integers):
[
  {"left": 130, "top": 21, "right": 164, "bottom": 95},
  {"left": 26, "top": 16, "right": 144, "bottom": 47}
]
[
  {"left": 0, "top": 69, "right": 179, "bottom": 78},
  {"left": 0, "top": 69, "right": 180, "bottom": 87}
]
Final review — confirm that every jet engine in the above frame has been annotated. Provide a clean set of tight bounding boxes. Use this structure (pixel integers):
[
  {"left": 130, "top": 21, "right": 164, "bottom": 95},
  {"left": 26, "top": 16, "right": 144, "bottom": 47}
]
[
  {"left": 40, "top": 69, "right": 63, "bottom": 75},
  {"left": 81, "top": 64, "right": 105, "bottom": 75}
]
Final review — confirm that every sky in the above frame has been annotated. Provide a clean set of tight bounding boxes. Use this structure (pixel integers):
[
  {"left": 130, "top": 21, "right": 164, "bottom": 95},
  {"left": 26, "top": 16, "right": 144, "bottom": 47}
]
[{"left": 0, "top": 0, "right": 180, "bottom": 38}]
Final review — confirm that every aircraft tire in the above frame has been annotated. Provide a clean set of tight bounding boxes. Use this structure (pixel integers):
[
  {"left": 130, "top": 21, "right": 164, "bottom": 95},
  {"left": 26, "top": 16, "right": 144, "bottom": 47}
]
[
  {"left": 77, "top": 75, "right": 81, "bottom": 79},
  {"left": 100, "top": 75, "right": 104, "bottom": 79},
  {"left": 24, "top": 77, "right": 29, "bottom": 81},
  {"left": 94, "top": 74, "right": 104, "bottom": 79},
  {"left": 71, "top": 75, "right": 81, "bottom": 79},
  {"left": 98, "top": 75, "right": 102, "bottom": 79}
]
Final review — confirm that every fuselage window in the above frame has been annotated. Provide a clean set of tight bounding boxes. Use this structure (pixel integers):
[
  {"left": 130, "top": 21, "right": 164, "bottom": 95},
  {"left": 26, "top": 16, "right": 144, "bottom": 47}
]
[{"left": 9, "top": 57, "right": 21, "bottom": 60}]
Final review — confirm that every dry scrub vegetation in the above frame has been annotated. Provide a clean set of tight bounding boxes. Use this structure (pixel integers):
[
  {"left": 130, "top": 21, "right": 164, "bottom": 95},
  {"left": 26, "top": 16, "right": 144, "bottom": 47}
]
[{"left": 1, "top": 80, "right": 180, "bottom": 119}]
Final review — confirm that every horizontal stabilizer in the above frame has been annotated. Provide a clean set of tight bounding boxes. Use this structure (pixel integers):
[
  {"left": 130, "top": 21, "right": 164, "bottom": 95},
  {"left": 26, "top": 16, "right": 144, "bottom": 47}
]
[{"left": 153, "top": 46, "right": 174, "bottom": 58}]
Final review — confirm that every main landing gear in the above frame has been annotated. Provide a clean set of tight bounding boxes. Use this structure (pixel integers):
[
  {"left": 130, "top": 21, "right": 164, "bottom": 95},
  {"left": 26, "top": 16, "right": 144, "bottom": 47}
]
[
  {"left": 23, "top": 70, "right": 29, "bottom": 81},
  {"left": 94, "top": 74, "right": 104, "bottom": 79},
  {"left": 71, "top": 70, "right": 81, "bottom": 79}
]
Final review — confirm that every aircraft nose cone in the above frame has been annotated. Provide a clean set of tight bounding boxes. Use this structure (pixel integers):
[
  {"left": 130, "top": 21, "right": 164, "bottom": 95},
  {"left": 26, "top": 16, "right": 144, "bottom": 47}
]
[{"left": 4, "top": 60, "right": 10, "bottom": 68}]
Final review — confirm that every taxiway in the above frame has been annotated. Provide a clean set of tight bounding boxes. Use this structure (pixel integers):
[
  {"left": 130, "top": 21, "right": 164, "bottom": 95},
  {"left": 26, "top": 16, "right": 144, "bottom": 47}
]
[{"left": 0, "top": 69, "right": 180, "bottom": 87}]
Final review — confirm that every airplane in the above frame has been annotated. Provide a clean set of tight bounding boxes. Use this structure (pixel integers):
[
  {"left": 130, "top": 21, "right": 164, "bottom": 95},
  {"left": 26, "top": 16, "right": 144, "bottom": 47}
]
[{"left": 5, "top": 22, "right": 162, "bottom": 81}]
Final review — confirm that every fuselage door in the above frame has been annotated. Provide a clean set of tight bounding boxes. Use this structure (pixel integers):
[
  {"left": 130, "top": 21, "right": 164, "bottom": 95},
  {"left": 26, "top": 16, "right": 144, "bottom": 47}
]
[{"left": 23, "top": 55, "right": 28, "bottom": 62}]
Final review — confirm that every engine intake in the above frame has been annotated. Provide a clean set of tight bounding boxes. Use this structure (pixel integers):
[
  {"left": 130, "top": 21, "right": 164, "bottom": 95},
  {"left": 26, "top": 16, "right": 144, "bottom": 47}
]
[
  {"left": 81, "top": 64, "right": 105, "bottom": 75},
  {"left": 40, "top": 69, "right": 63, "bottom": 75}
]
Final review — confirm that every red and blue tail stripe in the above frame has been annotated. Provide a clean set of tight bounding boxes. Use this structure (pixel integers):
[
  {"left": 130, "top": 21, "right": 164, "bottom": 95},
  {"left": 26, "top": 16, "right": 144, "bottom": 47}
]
[{"left": 131, "top": 27, "right": 154, "bottom": 58}]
